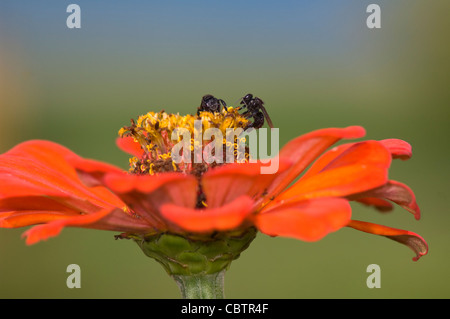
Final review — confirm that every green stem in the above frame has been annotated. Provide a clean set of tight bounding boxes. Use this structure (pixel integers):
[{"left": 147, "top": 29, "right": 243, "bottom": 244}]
[{"left": 172, "top": 270, "right": 226, "bottom": 299}]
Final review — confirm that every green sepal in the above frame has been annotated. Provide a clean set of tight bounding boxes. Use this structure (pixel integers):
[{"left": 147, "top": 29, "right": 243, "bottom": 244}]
[{"left": 135, "top": 228, "right": 257, "bottom": 276}]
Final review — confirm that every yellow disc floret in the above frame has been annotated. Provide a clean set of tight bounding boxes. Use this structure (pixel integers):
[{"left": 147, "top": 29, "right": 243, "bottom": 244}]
[{"left": 119, "top": 108, "right": 250, "bottom": 176}]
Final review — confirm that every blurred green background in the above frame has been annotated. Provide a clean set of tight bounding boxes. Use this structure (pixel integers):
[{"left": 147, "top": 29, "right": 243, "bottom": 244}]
[{"left": 0, "top": 0, "right": 449, "bottom": 298}]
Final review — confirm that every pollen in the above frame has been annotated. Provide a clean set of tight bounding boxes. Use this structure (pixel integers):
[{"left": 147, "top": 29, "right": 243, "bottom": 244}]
[{"left": 118, "top": 108, "right": 250, "bottom": 176}]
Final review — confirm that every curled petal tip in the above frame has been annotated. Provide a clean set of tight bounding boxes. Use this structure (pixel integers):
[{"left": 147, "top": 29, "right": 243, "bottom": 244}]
[
  {"left": 348, "top": 220, "right": 428, "bottom": 262},
  {"left": 349, "top": 180, "right": 421, "bottom": 220},
  {"left": 380, "top": 139, "right": 412, "bottom": 160}
]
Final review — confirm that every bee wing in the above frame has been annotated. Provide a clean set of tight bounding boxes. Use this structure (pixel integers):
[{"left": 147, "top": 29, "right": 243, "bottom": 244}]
[{"left": 259, "top": 104, "right": 274, "bottom": 128}]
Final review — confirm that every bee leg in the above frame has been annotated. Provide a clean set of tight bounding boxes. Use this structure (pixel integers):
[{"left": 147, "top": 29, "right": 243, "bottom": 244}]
[{"left": 241, "top": 110, "right": 252, "bottom": 118}]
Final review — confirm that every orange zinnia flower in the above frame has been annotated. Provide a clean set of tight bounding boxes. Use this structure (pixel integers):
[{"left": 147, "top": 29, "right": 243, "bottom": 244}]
[{"left": 0, "top": 107, "right": 427, "bottom": 298}]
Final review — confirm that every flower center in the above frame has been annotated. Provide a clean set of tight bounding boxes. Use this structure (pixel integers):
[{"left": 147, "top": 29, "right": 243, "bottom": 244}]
[{"left": 119, "top": 108, "right": 250, "bottom": 177}]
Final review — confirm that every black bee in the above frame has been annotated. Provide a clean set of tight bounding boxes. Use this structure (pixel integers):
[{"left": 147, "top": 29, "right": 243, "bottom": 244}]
[
  {"left": 239, "top": 93, "right": 274, "bottom": 129},
  {"left": 197, "top": 94, "right": 227, "bottom": 115}
]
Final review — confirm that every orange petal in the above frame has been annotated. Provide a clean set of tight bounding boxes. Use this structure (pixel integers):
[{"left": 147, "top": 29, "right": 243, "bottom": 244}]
[
  {"left": 67, "top": 156, "right": 124, "bottom": 188},
  {"left": 0, "top": 196, "right": 78, "bottom": 213},
  {"left": 0, "top": 140, "right": 167, "bottom": 242},
  {"left": 86, "top": 208, "right": 152, "bottom": 234},
  {"left": 2, "top": 140, "right": 81, "bottom": 180},
  {"left": 22, "top": 207, "right": 114, "bottom": 245},
  {"left": 0, "top": 196, "right": 81, "bottom": 228},
  {"left": 299, "top": 143, "right": 353, "bottom": 180},
  {"left": 3, "top": 139, "right": 124, "bottom": 187},
  {"left": 379, "top": 139, "right": 412, "bottom": 160},
  {"left": 202, "top": 159, "right": 291, "bottom": 208},
  {"left": 0, "top": 211, "right": 74, "bottom": 228},
  {"left": 255, "top": 197, "right": 351, "bottom": 242},
  {"left": 300, "top": 139, "right": 411, "bottom": 181},
  {"left": 104, "top": 171, "right": 193, "bottom": 194},
  {"left": 104, "top": 172, "right": 197, "bottom": 208},
  {"left": 0, "top": 140, "right": 145, "bottom": 241},
  {"left": 0, "top": 140, "right": 124, "bottom": 210},
  {"left": 104, "top": 172, "right": 198, "bottom": 231},
  {"left": 264, "top": 126, "right": 366, "bottom": 201},
  {"left": 348, "top": 180, "right": 420, "bottom": 220},
  {"left": 354, "top": 197, "right": 394, "bottom": 212},
  {"left": 160, "top": 195, "right": 255, "bottom": 232},
  {"left": 116, "top": 136, "right": 145, "bottom": 157},
  {"left": 275, "top": 141, "right": 391, "bottom": 203},
  {"left": 347, "top": 220, "right": 428, "bottom": 261}
]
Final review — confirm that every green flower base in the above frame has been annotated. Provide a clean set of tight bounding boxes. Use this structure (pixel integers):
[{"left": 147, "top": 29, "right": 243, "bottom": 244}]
[{"left": 135, "top": 228, "right": 257, "bottom": 298}]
